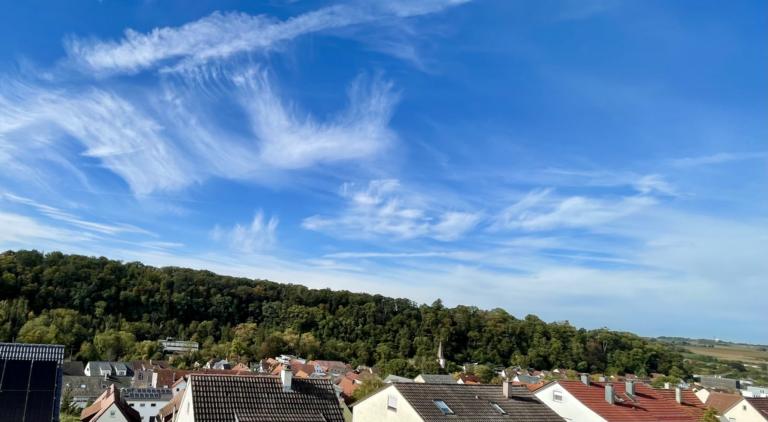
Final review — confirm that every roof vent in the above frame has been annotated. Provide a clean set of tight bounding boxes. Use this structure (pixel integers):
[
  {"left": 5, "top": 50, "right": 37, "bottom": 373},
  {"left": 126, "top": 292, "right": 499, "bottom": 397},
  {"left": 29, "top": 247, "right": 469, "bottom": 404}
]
[
  {"left": 626, "top": 380, "right": 635, "bottom": 396},
  {"left": 281, "top": 365, "right": 292, "bottom": 392},
  {"left": 605, "top": 383, "right": 615, "bottom": 406},
  {"left": 581, "top": 375, "right": 590, "bottom": 386}
]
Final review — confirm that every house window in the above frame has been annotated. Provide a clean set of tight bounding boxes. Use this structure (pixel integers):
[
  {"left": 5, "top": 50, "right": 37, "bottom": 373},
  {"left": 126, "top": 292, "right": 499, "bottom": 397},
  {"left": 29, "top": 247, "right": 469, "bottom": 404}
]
[
  {"left": 554, "top": 391, "right": 563, "bottom": 402},
  {"left": 433, "top": 400, "right": 453, "bottom": 415},
  {"left": 387, "top": 397, "right": 398, "bottom": 412},
  {"left": 110, "top": 411, "right": 116, "bottom": 418},
  {"left": 102, "top": 385, "right": 107, "bottom": 388},
  {"left": 80, "top": 384, "right": 86, "bottom": 389},
  {"left": 130, "top": 404, "right": 134, "bottom": 407},
  {"left": 149, "top": 418, "right": 155, "bottom": 422},
  {"left": 139, "top": 373, "right": 143, "bottom": 380},
  {"left": 151, "top": 403, "right": 156, "bottom": 407},
  {"left": 491, "top": 403, "right": 506, "bottom": 415},
  {"left": 743, "top": 405, "right": 747, "bottom": 411}
]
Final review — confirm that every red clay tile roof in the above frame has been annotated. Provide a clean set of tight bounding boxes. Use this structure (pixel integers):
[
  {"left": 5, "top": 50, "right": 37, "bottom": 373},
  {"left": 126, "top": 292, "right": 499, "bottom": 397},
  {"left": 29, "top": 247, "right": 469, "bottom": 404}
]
[
  {"left": 156, "top": 389, "right": 184, "bottom": 422},
  {"left": 554, "top": 381, "right": 707, "bottom": 422},
  {"left": 745, "top": 397, "right": 768, "bottom": 421},
  {"left": 338, "top": 377, "right": 359, "bottom": 400},
  {"left": 704, "top": 391, "right": 743, "bottom": 413}
]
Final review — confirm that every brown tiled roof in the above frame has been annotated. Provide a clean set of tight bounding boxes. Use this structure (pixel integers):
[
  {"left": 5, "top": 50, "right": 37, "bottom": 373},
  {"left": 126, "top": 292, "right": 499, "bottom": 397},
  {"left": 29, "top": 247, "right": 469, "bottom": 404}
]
[
  {"left": 131, "top": 360, "right": 169, "bottom": 371},
  {"left": 153, "top": 368, "right": 249, "bottom": 388},
  {"left": 189, "top": 374, "right": 345, "bottom": 422},
  {"left": 156, "top": 389, "right": 184, "bottom": 422},
  {"left": 745, "top": 397, "right": 768, "bottom": 421},
  {"left": 458, "top": 374, "right": 482, "bottom": 384},
  {"left": 554, "top": 381, "right": 707, "bottom": 422},
  {"left": 704, "top": 391, "right": 743, "bottom": 413},
  {"left": 380, "top": 383, "right": 563, "bottom": 421}
]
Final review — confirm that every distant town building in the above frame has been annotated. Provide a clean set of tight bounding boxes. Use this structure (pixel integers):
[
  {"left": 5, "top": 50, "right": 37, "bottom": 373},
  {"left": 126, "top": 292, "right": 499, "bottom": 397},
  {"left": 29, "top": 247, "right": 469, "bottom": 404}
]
[
  {"left": 699, "top": 375, "right": 740, "bottom": 390},
  {"left": 0, "top": 342, "right": 65, "bottom": 422},
  {"left": 157, "top": 339, "right": 199, "bottom": 353},
  {"left": 80, "top": 385, "right": 140, "bottom": 422},
  {"left": 63, "top": 375, "right": 133, "bottom": 409},
  {"left": 84, "top": 362, "right": 132, "bottom": 377},
  {"left": 121, "top": 388, "right": 173, "bottom": 422},
  {"left": 722, "top": 397, "right": 768, "bottom": 422},
  {"left": 384, "top": 375, "right": 414, "bottom": 384}
]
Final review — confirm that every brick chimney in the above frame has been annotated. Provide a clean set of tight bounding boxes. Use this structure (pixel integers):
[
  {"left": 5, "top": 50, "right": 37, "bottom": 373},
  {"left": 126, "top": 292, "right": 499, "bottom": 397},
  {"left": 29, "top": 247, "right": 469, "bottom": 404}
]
[{"left": 605, "top": 383, "right": 615, "bottom": 405}]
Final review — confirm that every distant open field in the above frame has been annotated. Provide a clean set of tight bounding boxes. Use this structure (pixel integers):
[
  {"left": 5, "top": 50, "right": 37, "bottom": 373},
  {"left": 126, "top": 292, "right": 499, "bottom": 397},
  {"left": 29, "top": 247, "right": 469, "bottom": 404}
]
[{"left": 686, "top": 345, "right": 767, "bottom": 364}]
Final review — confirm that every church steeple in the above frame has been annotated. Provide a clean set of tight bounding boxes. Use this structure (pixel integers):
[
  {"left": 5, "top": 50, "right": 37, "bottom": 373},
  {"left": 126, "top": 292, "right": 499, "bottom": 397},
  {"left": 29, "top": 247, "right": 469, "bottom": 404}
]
[{"left": 437, "top": 341, "right": 446, "bottom": 369}]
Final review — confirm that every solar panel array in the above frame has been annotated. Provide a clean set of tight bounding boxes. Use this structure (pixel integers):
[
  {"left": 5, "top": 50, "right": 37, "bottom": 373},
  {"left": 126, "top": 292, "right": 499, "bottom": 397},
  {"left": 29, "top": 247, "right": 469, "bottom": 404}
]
[
  {"left": 120, "top": 387, "right": 172, "bottom": 399},
  {"left": 0, "top": 344, "right": 63, "bottom": 422}
]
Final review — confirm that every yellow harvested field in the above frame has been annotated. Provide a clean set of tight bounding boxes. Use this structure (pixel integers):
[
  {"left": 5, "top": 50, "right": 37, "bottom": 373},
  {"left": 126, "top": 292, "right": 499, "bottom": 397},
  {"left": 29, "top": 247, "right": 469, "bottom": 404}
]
[{"left": 687, "top": 345, "right": 768, "bottom": 364}]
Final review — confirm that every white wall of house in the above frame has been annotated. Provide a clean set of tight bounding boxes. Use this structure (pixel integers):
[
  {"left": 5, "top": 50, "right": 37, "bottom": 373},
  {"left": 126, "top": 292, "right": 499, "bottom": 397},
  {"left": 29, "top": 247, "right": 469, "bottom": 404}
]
[
  {"left": 174, "top": 383, "right": 195, "bottom": 422},
  {"left": 94, "top": 403, "right": 130, "bottom": 422},
  {"left": 723, "top": 400, "right": 763, "bottom": 422},
  {"left": 172, "top": 380, "right": 187, "bottom": 397},
  {"left": 352, "top": 385, "right": 423, "bottom": 422},
  {"left": 695, "top": 389, "right": 710, "bottom": 403},
  {"left": 534, "top": 383, "right": 607, "bottom": 422},
  {"left": 127, "top": 399, "right": 169, "bottom": 422}
]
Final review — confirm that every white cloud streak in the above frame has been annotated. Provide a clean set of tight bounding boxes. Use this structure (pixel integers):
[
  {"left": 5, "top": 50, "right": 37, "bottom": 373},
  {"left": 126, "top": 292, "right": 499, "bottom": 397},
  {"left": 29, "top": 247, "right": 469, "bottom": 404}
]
[
  {"left": 3, "top": 194, "right": 155, "bottom": 236},
  {"left": 302, "top": 179, "right": 481, "bottom": 241},
  {"left": 64, "top": 0, "right": 472, "bottom": 76},
  {"left": 670, "top": 152, "right": 766, "bottom": 167},
  {"left": 211, "top": 210, "right": 278, "bottom": 252}
]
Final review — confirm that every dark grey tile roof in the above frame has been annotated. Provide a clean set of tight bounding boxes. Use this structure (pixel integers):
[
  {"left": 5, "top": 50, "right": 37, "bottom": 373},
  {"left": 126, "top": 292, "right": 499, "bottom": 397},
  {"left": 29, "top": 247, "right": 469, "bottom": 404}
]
[
  {"left": 383, "top": 375, "right": 413, "bottom": 383},
  {"left": 393, "top": 383, "right": 564, "bottom": 422},
  {"left": 515, "top": 375, "right": 542, "bottom": 384},
  {"left": 190, "top": 374, "right": 345, "bottom": 422},
  {"left": 63, "top": 375, "right": 133, "bottom": 398},
  {"left": 63, "top": 361, "right": 85, "bottom": 376},
  {"left": 0, "top": 343, "right": 64, "bottom": 364},
  {"left": 417, "top": 374, "right": 457, "bottom": 384}
]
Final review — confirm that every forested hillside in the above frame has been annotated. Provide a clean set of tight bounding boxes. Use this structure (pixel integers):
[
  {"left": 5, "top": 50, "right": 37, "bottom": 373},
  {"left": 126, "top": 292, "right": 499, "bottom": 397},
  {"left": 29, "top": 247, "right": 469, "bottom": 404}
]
[{"left": 0, "top": 250, "right": 687, "bottom": 378}]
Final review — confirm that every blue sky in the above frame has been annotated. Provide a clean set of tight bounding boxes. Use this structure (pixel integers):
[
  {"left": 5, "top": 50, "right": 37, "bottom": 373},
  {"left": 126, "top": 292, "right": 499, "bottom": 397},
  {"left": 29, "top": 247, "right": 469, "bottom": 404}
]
[{"left": 0, "top": 0, "right": 765, "bottom": 343}]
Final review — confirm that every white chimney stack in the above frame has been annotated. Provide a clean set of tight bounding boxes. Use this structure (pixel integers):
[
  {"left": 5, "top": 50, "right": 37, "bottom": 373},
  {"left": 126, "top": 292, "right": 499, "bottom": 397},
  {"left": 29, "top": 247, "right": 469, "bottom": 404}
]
[
  {"left": 281, "top": 365, "right": 292, "bottom": 392},
  {"left": 626, "top": 381, "right": 635, "bottom": 396},
  {"left": 675, "top": 387, "right": 682, "bottom": 404},
  {"left": 581, "top": 375, "right": 590, "bottom": 386},
  {"left": 664, "top": 382, "right": 670, "bottom": 390},
  {"left": 605, "top": 383, "right": 615, "bottom": 405}
]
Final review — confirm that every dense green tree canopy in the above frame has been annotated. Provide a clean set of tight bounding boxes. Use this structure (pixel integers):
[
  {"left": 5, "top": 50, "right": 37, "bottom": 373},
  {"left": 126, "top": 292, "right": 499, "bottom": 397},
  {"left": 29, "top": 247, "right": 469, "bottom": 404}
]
[{"left": 0, "top": 250, "right": 688, "bottom": 376}]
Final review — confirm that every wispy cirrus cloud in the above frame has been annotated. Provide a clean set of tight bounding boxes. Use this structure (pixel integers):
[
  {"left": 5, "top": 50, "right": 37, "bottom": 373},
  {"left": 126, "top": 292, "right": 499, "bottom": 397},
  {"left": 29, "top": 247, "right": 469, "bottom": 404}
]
[
  {"left": 669, "top": 152, "right": 766, "bottom": 167},
  {"left": 64, "top": 0, "right": 472, "bottom": 76},
  {"left": 0, "top": 68, "right": 397, "bottom": 194},
  {"left": 211, "top": 210, "right": 278, "bottom": 252},
  {"left": 490, "top": 186, "right": 658, "bottom": 232},
  {"left": 3, "top": 194, "right": 155, "bottom": 236},
  {"left": 302, "top": 179, "right": 481, "bottom": 241}
]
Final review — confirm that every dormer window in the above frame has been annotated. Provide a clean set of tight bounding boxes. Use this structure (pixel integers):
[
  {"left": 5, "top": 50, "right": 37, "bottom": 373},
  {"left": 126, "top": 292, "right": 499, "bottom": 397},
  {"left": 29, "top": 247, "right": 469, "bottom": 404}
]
[
  {"left": 433, "top": 400, "right": 453, "bottom": 415},
  {"left": 491, "top": 403, "right": 506, "bottom": 415}
]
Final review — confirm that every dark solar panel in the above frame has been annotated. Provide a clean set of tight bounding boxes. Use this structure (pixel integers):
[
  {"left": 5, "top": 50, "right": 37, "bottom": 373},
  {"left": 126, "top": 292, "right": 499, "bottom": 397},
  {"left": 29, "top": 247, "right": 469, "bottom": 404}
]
[
  {"left": 0, "top": 391, "right": 27, "bottom": 422},
  {"left": 29, "top": 361, "right": 57, "bottom": 391},
  {"left": 1, "top": 360, "right": 31, "bottom": 390},
  {"left": 25, "top": 391, "right": 54, "bottom": 422}
]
